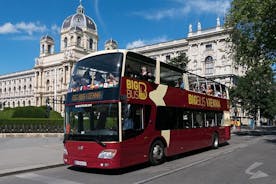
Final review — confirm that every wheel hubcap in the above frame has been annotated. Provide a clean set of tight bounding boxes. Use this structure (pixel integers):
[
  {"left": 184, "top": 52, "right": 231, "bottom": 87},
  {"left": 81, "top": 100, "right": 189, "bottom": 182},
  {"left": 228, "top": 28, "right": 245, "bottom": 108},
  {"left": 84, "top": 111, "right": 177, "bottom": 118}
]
[
  {"left": 214, "top": 137, "right": 218, "bottom": 147},
  {"left": 152, "top": 145, "right": 163, "bottom": 160}
]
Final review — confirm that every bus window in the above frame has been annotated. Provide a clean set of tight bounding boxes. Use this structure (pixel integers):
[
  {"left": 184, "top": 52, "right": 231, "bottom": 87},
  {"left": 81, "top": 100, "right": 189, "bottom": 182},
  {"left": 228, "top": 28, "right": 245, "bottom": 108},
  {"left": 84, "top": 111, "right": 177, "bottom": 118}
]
[
  {"left": 182, "top": 110, "right": 193, "bottom": 128},
  {"left": 122, "top": 104, "right": 146, "bottom": 140},
  {"left": 156, "top": 107, "right": 175, "bottom": 130},
  {"left": 125, "top": 53, "right": 155, "bottom": 82},
  {"left": 216, "top": 112, "right": 223, "bottom": 126},
  {"left": 193, "top": 111, "right": 205, "bottom": 128},
  {"left": 188, "top": 73, "right": 199, "bottom": 92},
  {"left": 160, "top": 63, "right": 183, "bottom": 88},
  {"left": 206, "top": 111, "right": 215, "bottom": 127}
]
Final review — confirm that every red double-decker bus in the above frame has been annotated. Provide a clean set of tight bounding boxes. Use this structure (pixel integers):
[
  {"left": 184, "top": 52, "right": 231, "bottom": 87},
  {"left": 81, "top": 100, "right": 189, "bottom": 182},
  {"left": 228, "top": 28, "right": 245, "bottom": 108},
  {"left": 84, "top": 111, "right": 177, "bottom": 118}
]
[{"left": 63, "top": 50, "right": 231, "bottom": 169}]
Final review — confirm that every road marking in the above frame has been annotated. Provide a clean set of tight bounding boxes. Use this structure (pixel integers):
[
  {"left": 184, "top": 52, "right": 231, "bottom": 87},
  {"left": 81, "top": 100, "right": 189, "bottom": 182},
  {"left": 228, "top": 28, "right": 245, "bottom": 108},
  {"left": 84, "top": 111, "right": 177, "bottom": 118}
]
[
  {"left": 245, "top": 162, "right": 268, "bottom": 179},
  {"left": 15, "top": 173, "right": 83, "bottom": 184},
  {"left": 134, "top": 138, "right": 263, "bottom": 184}
]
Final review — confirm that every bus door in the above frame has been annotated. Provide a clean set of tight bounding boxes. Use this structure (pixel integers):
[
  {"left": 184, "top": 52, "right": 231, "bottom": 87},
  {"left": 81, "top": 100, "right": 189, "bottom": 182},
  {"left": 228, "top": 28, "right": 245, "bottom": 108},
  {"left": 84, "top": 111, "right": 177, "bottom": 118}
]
[{"left": 121, "top": 104, "right": 151, "bottom": 165}]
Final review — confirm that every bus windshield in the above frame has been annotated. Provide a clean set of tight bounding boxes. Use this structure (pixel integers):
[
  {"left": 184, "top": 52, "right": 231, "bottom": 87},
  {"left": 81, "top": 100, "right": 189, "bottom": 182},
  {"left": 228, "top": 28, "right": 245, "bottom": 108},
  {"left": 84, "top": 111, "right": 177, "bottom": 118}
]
[
  {"left": 65, "top": 103, "right": 119, "bottom": 141},
  {"left": 69, "top": 53, "right": 123, "bottom": 92}
]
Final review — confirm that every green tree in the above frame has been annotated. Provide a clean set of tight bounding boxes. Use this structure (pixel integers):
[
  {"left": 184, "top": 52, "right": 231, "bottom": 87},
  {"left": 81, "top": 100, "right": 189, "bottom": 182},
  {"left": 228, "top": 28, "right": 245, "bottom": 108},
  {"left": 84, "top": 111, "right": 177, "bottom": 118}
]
[
  {"left": 169, "top": 52, "right": 190, "bottom": 70},
  {"left": 230, "top": 64, "right": 276, "bottom": 120},
  {"left": 226, "top": 0, "right": 276, "bottom": 121},
  {"left": 225, "top": 0, "right": 276, "bottom": 67}
]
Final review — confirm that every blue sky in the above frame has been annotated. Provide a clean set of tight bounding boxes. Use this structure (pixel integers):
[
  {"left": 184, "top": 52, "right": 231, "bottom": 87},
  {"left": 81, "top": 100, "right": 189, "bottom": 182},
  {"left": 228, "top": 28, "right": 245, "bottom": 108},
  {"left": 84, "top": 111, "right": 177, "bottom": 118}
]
[{"left": 0, "top": 0, "right": 231, "bottom": 75}]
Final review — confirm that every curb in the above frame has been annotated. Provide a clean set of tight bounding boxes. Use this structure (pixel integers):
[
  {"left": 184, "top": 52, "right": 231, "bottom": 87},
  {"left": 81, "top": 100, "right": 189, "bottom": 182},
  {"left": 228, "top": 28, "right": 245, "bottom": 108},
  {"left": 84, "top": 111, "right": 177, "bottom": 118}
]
[
  {"left": 0, "top": 133, "right": 64, "bottom": 138},
  {"left": 0, "top": 163, "right": 65, "bottom": 177}
]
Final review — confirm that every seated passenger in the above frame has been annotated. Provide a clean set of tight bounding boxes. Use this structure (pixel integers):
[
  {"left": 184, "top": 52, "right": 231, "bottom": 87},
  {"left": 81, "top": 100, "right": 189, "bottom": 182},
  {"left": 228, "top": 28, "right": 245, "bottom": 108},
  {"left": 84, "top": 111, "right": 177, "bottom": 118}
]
[
  {"left": 107, "top": 73, "right": 118, "bottom": 84},
  {"left": 206, "top": 85, "right": 214, "bottom": 95},
  {"left": 140, "top": 66, "right": 154, "bottom": 82},
  {"left": 123, "top": 117, "right": 134, "bottom": 130},
  {"left": 81, "top": 69, "right": 92, "bottom": 86},
  {"left": 200, "top": 84, "right": 206, "bottom": 93},
  {"left": 94, "top": 72, "right": 105, "bottom": 85},
  {"left": 175, "top": 77, "right": 184, "bottom": 89}
]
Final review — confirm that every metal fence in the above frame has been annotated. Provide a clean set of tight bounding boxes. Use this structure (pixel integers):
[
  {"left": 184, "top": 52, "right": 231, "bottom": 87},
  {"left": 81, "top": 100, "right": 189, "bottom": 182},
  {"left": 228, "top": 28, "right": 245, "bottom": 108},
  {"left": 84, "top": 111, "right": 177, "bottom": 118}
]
[{"left": 0, "top": 124, "right": 64, "bottom": 133}]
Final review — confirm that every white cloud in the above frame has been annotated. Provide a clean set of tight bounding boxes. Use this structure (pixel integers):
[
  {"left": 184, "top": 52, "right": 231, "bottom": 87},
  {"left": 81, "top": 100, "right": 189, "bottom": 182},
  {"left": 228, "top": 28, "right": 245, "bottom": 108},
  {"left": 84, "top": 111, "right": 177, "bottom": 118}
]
[
  {"left": 16, "top": 22, "right": 46, "bottom": 35},
  {"left": 126, "top": 39, "right": 145, "bottom": 49},
  {"left": 126, "top": 36, "right": 168, "bottom": 49},
  {"left": 51, "top": 24, "right": 60, "bottom": 34},
  {"left": 187, "top": 0, "right": 230, "bottom": 15},
  {"left": 0, "top": 22, "right": 18, "bottom": 34},
  {"left": 11, "top": 35, "right": 37, "bottom": 41},
  {"left": 0, "top": 22, "right": 47, "bottom": 35},
  {"left": 134, "top": 0, "right": 231, "bottom": 20}
]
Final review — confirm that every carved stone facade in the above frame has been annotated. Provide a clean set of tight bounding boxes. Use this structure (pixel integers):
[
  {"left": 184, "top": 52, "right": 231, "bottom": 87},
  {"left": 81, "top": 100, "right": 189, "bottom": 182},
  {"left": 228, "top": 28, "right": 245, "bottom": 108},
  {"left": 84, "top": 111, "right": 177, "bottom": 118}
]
[
  {"left": 0, "top": 3, "right": 98, "bottom": 114},
  {"left": 132, "top": 20, "right": 246, "bottom": 88}
]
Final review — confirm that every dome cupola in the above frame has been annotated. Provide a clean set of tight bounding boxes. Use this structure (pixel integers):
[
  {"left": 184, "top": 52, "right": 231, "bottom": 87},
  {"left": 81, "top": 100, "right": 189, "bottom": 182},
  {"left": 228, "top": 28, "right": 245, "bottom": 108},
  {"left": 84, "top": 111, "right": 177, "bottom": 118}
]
[
  {"left": 60, "top": 1, "right": 98, "bottom": 53},
  {"left": 61, "top": 2, "right": 97, "bottom": 32}
]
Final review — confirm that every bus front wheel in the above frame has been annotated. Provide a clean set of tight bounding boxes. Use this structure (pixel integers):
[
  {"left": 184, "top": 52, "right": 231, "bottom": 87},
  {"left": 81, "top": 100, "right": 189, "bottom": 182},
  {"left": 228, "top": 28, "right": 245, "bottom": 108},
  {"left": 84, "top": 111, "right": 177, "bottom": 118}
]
[
  {"left": 149, "top": 140, "right": 165, "bottom": 165},
  {"left": 212, "top": 133, "right": 219, "bottom": 149}
]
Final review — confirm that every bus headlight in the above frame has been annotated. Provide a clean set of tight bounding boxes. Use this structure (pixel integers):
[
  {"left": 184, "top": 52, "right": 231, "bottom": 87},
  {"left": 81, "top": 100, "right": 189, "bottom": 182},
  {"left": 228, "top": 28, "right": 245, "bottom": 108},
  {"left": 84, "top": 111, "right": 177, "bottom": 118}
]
[{"left": 98, "top": 149, "right": 117, "bottom": 159}]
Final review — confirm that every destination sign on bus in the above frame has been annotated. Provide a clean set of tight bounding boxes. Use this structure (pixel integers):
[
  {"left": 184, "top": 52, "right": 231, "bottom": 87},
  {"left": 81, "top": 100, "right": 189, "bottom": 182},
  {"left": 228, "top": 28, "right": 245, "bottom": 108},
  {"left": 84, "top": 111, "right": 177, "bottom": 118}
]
[
  {"left": 188, "top": 94, "right": 221, "bottom": 108},
  {"left": 71, "top": 91, "right": 103, "bottom": 102}
]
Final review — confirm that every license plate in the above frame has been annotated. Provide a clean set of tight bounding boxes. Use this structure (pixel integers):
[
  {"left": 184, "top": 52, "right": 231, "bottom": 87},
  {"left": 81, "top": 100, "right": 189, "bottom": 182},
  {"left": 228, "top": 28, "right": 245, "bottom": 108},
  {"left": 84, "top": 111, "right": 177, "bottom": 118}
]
[{"left": 74, "top": 160, "right": 87, "bottom": 166}]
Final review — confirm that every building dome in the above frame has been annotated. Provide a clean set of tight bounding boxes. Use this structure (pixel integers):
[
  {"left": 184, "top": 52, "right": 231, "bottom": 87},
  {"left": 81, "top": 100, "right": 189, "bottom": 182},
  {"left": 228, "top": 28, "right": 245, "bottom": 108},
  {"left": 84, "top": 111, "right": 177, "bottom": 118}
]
[
  {"left": 61, "top": 4, "right": 97, "bottom": 31},
  {"left": 40, "top": 35, "right": 54, "bottom": 42}
]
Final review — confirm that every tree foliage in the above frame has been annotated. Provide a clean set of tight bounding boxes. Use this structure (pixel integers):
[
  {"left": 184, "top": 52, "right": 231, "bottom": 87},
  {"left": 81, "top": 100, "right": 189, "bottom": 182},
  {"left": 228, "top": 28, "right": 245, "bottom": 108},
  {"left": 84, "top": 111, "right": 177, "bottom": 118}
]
[
  {"left": 226, "top": 0, "right": 276, "bottom": 120},
  {"left": 225, "top": 0, "right": 276, "bottom": 67},
  {"left": 230, "top": 64, "right": 276, "bottom": 120},
  {"left": 169, "top": 52, "right": 190, "bottom": 70}
]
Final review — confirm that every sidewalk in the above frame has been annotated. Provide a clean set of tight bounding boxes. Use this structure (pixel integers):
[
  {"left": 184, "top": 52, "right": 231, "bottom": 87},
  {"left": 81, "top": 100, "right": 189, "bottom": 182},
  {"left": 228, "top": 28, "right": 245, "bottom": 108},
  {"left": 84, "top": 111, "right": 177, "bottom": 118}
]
[
  {"left": 231, "top": 125, "right": 276, "bottom": 136},
  {"left": 0, "top": 134, "right": 64, "bottom": 177}
]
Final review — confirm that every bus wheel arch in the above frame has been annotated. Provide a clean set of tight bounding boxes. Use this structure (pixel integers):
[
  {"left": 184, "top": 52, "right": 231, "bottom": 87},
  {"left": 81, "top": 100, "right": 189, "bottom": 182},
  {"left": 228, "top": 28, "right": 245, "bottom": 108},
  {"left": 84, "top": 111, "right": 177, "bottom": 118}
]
[
  {"left": 212, "top": 132, "right": 219, "bottom": 149},
  {"left": 149, "top": 139, "right": 166, "bottom": 166}
]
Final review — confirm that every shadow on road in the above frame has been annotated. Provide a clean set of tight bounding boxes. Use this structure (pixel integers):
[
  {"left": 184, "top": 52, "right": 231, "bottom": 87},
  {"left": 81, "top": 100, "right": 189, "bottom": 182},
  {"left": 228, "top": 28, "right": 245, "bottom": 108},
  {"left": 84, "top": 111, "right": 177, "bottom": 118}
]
[
  {"left": 232, "top": 126, "right": 276, "bottom": 137},
  {"left": 264, "top": 138, "right": 276, "bottom": 145},
  {"left": 67, "top": 143, "right": 230, "bottom": 175},
  {"left": 67, "top": 162, "right": 151, "bottom": 175}
]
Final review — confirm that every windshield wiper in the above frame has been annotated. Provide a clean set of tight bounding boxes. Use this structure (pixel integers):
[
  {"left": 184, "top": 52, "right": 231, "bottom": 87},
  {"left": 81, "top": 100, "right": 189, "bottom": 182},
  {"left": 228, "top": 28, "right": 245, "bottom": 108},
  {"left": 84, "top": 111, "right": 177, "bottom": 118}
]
[
  {"left": 67, "top": 134, "right": 106, "bottom": 147},
  {"left": 91, "top": 137, "right": 106, "bottom": 147}
]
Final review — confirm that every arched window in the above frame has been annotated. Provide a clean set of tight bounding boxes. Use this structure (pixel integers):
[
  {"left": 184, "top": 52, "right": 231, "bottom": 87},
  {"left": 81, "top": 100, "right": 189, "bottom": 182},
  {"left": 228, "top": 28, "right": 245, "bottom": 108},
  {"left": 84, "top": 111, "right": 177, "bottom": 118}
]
[
  {"left": 205, "top": 56, "right": 214, "bottom": 75},
  {"left": 13, "top": 101, "right": 15, "bottom": 107},
  {"left": 77, "top": 36, "right": 81, "bottom": 47},
  {"left": 28, "top": 100, "right": 31, "bottom": 106},
  {"left": 29, "top": 84, "right": 32, "bottom": 91},
  {"left": 64, "top": 37, "right": 68, "bottom": 48},
  {"left": 23, "top": 101, "right": 25, "bottom": 107},
  {"left": 46, "top": 80, "right": 50, "bottom": 91},
  {"left": 48, "top": 45, "right": 51, "bottom": 54},
  {"left": 42, "top": 44, "right": 45, "bottom": 53},
  {"left": 89, "top": 39, "right": 93, "bottom": 49},
  {"left": 18, "top": 101, "right": 20, "bottom": 107}
]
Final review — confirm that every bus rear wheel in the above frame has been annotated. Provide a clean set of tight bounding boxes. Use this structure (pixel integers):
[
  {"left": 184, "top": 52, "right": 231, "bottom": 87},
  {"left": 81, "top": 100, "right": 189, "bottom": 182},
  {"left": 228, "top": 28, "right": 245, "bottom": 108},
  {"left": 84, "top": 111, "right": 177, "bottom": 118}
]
[
  {"left": 149, "top": 140, "right": 165, "bottom": 166},
  {"left": 212, "top": 133, "right": 219, "bottom": 149}
]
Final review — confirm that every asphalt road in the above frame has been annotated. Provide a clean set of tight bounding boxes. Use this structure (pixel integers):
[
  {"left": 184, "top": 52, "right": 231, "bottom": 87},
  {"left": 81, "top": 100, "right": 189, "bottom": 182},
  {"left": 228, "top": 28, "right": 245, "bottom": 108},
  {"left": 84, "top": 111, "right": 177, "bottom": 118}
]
[{"left": 0, "top": 133, "right": 275, "bottom": 184}]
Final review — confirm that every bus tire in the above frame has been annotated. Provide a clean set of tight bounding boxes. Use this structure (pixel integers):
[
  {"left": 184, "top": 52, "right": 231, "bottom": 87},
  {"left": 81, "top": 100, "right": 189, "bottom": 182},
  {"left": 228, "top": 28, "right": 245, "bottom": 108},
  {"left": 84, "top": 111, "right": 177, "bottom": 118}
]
[
  {"left": 149, "top": 140, "right": 165, "bottom": 166},
  {"left": 212, "top": 133, "right": 219, "bottom": 149}
]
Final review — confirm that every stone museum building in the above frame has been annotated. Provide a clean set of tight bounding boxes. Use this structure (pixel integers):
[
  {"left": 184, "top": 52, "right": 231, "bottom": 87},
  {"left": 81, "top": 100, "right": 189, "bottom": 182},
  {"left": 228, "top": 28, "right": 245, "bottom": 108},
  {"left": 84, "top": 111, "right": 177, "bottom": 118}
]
[{"left": 0, "top": 3, "right": 245, "bottom": 118}]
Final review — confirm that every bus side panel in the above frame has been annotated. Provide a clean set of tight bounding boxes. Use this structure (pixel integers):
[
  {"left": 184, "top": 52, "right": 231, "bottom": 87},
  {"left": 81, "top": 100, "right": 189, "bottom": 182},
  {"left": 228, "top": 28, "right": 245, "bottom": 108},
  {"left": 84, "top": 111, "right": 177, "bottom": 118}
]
[
  {"left": 120, "top": 133, "right": 152, "bottom": 168},
  {"left": 218, "top": 126, "right": 231, "bottom": 143},
  {"left": 166, "top": 129, "right": 200, "bottom": 156}
]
